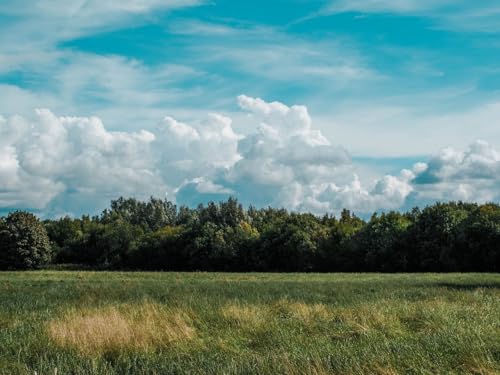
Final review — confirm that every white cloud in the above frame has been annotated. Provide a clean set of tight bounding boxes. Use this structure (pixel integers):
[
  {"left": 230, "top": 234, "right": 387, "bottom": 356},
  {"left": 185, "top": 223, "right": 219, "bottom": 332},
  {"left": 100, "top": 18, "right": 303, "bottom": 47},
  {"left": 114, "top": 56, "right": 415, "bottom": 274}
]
[
  {"left": 0, "top": 0, "right": 203, "bottom": 40},
  {"left": 0, "top": 0, "right": 202, "bottom": 16},
  {"left": 177, "top": 178, "right": 234, "bottom": 195},
  {"left": 180, "top": 96, "right": 415, "bottom": 215},
  {"left": 0, "top": 97, "right": 498, "bottom": 216},
  {"left": 326, "top": 0, "right": 454, "bottom": 14},
  {"left": 224, "top": 95, "right": 351, "bottom": 192},
  {"left": 0, "top": 109, "right": 165, "bottom": 214},
  {"left": 167, "top": 20, "right": 243, "bottom": 36},
  {"left": 307, "top": 170, "right": 414, "bottom": 214},
  {"left": 325, "top": 0, "right": 500, "bottom": 33},
  {"left": 0, "top": 1, "right": 379, "bottom": 139},
  {"left": 155, "top": 113, "right": 242, "bottom": 188},
  {"left": 411, "top": 140, "right": 500, "bottom": 203},
  {"left": 197, "top": 41, "right": 378, "bottom": 83},
  {"left": 0, "top": 0, "right": 209, "bottom": 129},
  {"left": 0, "top": 53, "right": 204, "bottom": 131}
]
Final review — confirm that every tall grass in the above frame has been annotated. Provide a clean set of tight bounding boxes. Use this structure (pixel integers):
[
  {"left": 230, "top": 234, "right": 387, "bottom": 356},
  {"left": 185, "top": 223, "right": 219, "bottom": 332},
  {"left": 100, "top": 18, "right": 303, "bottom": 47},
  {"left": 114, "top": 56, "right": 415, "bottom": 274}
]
[
  {"left": 0, "top": 272, "right": 498, "bottom": 374},
  {"left": 48, "top": 302, "right": 195, "bottom": 355}
]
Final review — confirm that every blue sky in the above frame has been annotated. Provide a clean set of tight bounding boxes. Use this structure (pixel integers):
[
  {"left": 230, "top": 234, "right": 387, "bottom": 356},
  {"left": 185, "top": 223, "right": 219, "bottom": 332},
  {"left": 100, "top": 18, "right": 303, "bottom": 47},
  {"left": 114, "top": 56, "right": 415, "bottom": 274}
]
[{"left": 0, "top": 0, "right": 499, "bottom": 216}]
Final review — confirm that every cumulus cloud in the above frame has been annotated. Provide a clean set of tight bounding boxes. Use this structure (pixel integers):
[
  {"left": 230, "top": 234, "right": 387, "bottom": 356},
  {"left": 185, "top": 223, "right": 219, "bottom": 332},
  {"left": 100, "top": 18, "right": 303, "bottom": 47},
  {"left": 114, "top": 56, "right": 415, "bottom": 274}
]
[
  {"left": 217, "top": 96, "right": 422, "bottom": 214},
  {"left": 0, "top": 97, "right": 498, "bottom": 216},
  {"left": 0, "top": 105, "right": 242, "bottom": 215},
  {"left": 411, "top": 140, "right": 500, "bottom": 203},
  {"left": 155, "top": 113, "right": 241, "bottom": 188},
  {"left": 0, "top": 110, "right": 166, "bottom": 214}
]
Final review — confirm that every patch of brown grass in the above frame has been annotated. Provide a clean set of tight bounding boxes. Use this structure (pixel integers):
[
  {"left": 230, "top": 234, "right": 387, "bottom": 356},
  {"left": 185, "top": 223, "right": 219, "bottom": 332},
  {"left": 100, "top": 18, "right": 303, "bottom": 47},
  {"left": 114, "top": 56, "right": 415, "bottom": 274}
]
[
  {"left": 220, "top": 303, "right": 267, "bottom": 328},
  {"left": 48, "top": 302, "right": 195, "bottom": 355}
]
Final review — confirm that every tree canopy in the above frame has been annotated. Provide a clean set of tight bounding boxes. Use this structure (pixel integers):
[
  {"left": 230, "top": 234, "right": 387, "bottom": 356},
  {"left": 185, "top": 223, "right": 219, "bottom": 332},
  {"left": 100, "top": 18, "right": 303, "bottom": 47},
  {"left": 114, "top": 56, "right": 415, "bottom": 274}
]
[{"left": 1, "top": 197, "right": 498, "bottom": 272}]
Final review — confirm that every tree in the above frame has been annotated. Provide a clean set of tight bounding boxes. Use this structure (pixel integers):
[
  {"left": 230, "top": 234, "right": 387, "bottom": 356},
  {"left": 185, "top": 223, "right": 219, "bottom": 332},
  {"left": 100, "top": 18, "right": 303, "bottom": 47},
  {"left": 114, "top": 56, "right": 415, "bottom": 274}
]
[
  {"left": 128, "top": 225, "right": 186, "bottom": 270},
  {"left": 354, "top": 212, "right": 411, "bottom": 272},
  {"left": 1, "top": 198, "right": 497, "bottom": 272},
  {"left": 102, "top": 197, "right": 177, "bottom": 231},
  {"left": 405, "top": 202, "right": 473, "bottom": 271},
  {"left": 316, "top": 209, "right": 365, "bottom": 271},
  {"left": 257, "top": 213, "right": 328, "bottom": 272},
  {"left": 44, "top": 216, "right": 83, "bottom": 262},
  {"left": 0, "top": 211, "right": 51, "bottom": 270},
  {"left": 186, "top": 222, "right": 237, "bottom": 271},
  {"left": 455, "top": 203, "right": 500, "bottom": 271}
]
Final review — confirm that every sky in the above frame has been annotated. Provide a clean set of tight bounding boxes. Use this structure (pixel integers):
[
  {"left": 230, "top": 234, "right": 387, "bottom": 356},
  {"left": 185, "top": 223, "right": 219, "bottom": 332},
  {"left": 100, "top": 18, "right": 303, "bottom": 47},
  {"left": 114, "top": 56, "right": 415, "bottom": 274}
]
[{"left": 0, "top": 0, "right": 499, "bottom": 217}]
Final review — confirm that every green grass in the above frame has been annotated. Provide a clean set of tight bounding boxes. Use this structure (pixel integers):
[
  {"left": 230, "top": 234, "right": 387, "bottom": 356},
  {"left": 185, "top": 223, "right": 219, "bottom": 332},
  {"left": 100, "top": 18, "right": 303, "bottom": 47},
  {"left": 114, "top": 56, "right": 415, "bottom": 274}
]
[{"left": 0, "top": 272, "right": 499, "bottom": 374}]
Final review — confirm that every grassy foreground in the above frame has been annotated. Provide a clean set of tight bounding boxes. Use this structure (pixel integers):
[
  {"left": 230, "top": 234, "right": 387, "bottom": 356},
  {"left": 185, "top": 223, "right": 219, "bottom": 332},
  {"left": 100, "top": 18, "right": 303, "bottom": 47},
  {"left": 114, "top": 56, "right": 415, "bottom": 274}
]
[{"left": 0, "top": 272, "right": 499, "bottom": 374}]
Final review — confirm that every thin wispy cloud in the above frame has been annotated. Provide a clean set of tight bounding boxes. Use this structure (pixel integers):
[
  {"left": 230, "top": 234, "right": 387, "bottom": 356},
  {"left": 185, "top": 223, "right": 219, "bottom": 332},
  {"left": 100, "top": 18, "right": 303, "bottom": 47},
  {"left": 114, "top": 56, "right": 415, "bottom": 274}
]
[{"left": 324, "top": 0, "right": 500, "bottom": 32}]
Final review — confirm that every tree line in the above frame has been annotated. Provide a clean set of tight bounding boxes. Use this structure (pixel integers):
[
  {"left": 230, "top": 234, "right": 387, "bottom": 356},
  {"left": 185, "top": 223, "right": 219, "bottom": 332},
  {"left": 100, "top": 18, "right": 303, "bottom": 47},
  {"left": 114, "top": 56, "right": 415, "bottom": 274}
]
[{"left": 0, "top": 197, "right": 498, "bottom": 272}]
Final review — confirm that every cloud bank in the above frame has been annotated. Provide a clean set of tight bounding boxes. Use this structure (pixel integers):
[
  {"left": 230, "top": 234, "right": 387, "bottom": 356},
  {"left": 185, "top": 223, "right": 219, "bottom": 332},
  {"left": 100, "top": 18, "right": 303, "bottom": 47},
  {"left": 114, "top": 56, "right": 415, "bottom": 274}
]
[{"left": 0, "top": 96, "right": 498, "bottom": 216}]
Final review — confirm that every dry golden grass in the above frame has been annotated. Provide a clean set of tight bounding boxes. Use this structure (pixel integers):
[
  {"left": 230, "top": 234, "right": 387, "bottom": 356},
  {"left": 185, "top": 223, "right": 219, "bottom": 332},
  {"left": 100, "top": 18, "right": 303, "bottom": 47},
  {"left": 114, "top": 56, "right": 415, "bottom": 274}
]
[
  {"left": 284, "top": 301, "right": 331, "bottom": 322},
  {"left": 48, "top": 302, "right": 195, "bottom": 355},
  {"left": 220, "top": 303, "right": 267, "bottom": 328},
  {"left": 221, "top": 300, "right": 333, "bottom": 330}
]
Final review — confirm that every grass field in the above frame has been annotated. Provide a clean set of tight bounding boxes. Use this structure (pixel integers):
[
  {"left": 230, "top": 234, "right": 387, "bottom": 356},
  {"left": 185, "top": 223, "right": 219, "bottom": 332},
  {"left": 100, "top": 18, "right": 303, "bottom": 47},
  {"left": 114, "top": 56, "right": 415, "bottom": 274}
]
[{"left": 0, "top": 272, "right": 499, "bottom": 374}]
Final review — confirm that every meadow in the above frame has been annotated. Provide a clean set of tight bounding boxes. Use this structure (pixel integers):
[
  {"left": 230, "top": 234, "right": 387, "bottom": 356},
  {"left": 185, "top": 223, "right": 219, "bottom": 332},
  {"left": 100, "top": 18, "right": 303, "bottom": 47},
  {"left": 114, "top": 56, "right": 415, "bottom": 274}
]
[{"left": 0, "top": 272, "right": 499, "bottom": 374}]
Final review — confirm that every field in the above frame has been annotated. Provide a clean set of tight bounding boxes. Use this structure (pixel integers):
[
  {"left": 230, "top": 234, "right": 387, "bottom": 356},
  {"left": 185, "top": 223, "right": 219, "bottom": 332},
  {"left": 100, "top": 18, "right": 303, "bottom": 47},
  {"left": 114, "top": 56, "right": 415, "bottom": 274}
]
[{"left": 0, "top": 272, "right": 499, "bottom": 374}]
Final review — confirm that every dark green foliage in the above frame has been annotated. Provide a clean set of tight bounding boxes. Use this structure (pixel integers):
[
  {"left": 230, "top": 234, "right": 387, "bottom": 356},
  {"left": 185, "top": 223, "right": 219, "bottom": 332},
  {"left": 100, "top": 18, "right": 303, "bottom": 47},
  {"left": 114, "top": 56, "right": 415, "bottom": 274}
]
[
  {"left": 455, "top": 204, "right": 500, "bottom": 271},
  {"left": 127, "top": 225, "right": 186, "bottom": 270},
  {"left": 405, "top": 202, "right": 474, "bottom": 271},
  {"left": 354, "top": 212, "right": 411, "bottom": 272},
  {"left": 316, "top": 209, "right": 365, "bottom": 271},
  {"left": 0, "top": 211, "right": 51, "bottom": 269},
  {"left": 256, "top": 213, "right": 328, "bottom": 272},
  {"left": 1, "top": 198, "right": 499, "bottom": 271}
]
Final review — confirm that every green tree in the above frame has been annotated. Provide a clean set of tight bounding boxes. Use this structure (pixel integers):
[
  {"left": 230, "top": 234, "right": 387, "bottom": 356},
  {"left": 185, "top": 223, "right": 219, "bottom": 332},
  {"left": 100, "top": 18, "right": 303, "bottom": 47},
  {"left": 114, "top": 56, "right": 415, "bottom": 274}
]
[
  {"left": 0, "top": 211, "right": 51, "bottom": 269},
  {"left": 128, "top": 225, "right": 186, "bottom": 270},
  {"left": 257, "top": 213, "right": 328, "bottom": 272},
  {"left": 102, "top": 197, "right": 177, "bottom": 231},
  {"left": 316, "top": 209, "right": 366, "bottom": 271},
  {"left": 406, "top": 202, "right": 473, "bottom": 271},
  {"left": 355, "top": 212, "right": 411, "bottom": 271},
  {"left": 44, "top": 216, "right": 83, "bottom": 262},
  {"left": 455, "top": 203, "right": 500, "bottom": 271}
]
